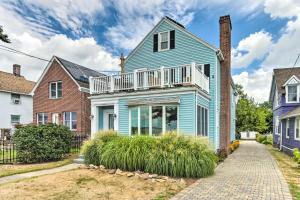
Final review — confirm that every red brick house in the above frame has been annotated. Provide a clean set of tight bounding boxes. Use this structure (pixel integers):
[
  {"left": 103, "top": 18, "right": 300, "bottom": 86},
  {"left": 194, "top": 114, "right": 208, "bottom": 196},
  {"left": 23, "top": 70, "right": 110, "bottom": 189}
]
[{"left": 31, "top": 56, "right": 103, "bottom": 136}]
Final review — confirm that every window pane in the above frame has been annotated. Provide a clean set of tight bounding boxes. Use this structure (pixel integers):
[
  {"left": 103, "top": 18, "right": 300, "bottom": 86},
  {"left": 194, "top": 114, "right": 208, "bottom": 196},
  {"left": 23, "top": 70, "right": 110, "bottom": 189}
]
[
  {"left": 161, "top": 42, "right": 168, "bottom": 50},
  {"left": 204, "top": 109, "right": 208, "bottom": 136},
  {"left": 166, "top": 106, "right": 177, "bottom": 132},
  {"left": 72, "top": 112, "right": 77, "bottom": 121},
  {"left": 288, "top": 85, "right": 297, "bottom": 101},
  {"left": 108, "top": 114, "right": 114, "bottom": 130},
  {"left": 44, "top": 114, "right": 48, "bottom": 123},
  {"left": 57, "top": 82, "right": 62, "bottom": 97},
  {"left": 152, "top": 106, "right": 162, "bottom": 136},
  {"left": 140, "top": 106, "right": 149, "bottom": 135},
  {"left": 65, "top": 112, "right": 70, "bottom": 121},
  {"left": 38, "top": 113, "right": 43, "bottom": 122},
  {"left": 201, "top": 107, "right": 205, "bottom": 135},
  {"left": 11, "top": 115, "right": 20, "bottom": 124},
  {"left": 197, "top": 106, "right": 201, "bottom": 136},
  {"left": 131, "top": 107, "right": 138, "bottom": 135},
  {"left": 161, "top": 32, "right": 168, "bottom": 42},
  {"left": 50, "top": 83, "right": 56, "bottom": 98},
  {"left": 71, "top": 121, "right": 77, "bottom": 130}
]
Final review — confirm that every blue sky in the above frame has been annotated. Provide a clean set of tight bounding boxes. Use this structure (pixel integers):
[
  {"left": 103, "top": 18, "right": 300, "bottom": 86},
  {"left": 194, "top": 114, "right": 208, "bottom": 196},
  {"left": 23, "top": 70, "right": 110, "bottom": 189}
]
[{"left": 0, "top": 0, "right": 300, "bottom": 102}]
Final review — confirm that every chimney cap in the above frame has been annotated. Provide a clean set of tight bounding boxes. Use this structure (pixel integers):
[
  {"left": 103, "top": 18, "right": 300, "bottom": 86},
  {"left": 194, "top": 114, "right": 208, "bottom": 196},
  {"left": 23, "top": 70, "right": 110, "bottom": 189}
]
[{"left": 219, "top": 15, "right": 232, "bottom": 30}]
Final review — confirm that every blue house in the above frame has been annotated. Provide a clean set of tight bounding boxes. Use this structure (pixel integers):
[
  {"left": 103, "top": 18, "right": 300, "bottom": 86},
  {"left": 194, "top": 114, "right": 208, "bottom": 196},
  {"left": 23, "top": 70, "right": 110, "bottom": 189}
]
[
  {"left": 89, "top": 16, "right": 236, "bottom": 151},
  {"left": 270, "top": 68, "right": 300, "bottom": 155}
]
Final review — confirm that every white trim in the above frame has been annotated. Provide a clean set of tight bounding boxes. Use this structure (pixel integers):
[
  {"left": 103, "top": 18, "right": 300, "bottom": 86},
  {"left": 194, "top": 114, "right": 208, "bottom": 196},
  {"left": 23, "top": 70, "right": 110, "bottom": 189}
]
[
  {"left": 285, "top": 84, "right": 299, "bottom": 103},
  {"left": 125, "top": 17, "right": 218, "bottom": 64},
  {"left": 283, "top": 75, "right": 300, "bottom": 86},
  {"left": 215, "top": 56, "right": 218, "bottom": 148},
  {"left": 31, "top": 56, "right": 82, "bottom": 95},
  {"left": 158, "top": 31, "right": 170, "bottom": 51},
  {"left": 282, "top": 145, "right": 294, "bottom": 151},
  {"left": 90, "top": 87, "right": 210, "bottom": 100}
]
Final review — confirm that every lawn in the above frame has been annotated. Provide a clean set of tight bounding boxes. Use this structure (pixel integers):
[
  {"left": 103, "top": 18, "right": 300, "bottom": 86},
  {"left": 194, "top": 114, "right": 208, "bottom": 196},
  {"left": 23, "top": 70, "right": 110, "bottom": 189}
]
[
  {"left": 0, "top": 155, "right": 75, "bottom": 178},
  {"left": 0, "top": 168, "right": 191, "bottom": 200},
  {"left": 267, "top": 145, "right": 300, "bottom": 200}
]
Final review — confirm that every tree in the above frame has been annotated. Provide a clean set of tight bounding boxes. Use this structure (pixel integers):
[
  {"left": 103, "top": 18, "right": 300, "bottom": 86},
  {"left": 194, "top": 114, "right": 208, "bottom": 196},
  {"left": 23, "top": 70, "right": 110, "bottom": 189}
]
[
  {"left": 235, "top": 84, "right": 273, "bottom": 134},
  {"left": 0, "top": 26, "right": 10, "bottom": 43}
]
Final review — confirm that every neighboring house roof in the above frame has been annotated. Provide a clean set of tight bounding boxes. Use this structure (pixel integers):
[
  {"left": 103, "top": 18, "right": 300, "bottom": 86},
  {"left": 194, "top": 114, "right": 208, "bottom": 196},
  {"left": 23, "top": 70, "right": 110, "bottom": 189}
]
[
  {"left": 125, "top": 16, "right": 223, "bottom": 64},
  {"left": 281, "top": 106, "right": 300, "bottom": 119},
  {"left": 0, "top": 71, "right": 35, "bottom": 95},
  {"left": 273, "top": 67, "right": 300, "bottom": 95},
  {"left": 31, "top": 56, "right": 104, "bottom": 94},
  {"left": 56, "top": 57, "right": 104, "bottom": 89}
]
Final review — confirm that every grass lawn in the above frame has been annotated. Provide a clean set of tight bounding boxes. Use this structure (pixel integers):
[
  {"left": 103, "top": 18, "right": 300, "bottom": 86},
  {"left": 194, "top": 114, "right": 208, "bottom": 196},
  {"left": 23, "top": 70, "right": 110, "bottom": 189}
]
[
  {"left": 0, "top": 155, "right": 76, "bottom": 178},
  {"left": 0, "top": 168, "right": 191, "bottom": 200},
  {"left": 267, "top": 145, "right": 300, "bottom": 200}
]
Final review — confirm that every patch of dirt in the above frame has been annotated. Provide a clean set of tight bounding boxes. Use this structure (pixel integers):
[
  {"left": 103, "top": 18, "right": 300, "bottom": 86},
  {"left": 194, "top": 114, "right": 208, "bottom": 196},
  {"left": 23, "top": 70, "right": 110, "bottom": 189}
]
[{"left": 0, "top": 169, "right": 192, "bottom": 200}]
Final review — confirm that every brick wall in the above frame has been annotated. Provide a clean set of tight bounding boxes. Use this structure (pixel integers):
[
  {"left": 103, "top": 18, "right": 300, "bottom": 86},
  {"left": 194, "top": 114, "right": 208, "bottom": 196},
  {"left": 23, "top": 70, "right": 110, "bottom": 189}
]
[
  {"left": 219, "top": 15, "right": 232, "bottom": 153},
  {"left": 33, "top": 60, "right": 91, "bottom": 136}
]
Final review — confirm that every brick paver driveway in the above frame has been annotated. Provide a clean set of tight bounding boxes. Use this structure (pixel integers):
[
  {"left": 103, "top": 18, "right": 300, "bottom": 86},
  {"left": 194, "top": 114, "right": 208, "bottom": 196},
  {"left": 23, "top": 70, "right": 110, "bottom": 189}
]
[{"left": 172, "top": 141, "right": 292, "bottom": 200}]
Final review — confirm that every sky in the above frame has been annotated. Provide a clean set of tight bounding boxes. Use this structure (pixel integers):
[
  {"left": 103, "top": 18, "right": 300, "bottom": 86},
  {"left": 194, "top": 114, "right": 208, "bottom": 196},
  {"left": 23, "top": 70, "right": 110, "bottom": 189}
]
[{"left": 0, "top": 0, "right": 300, "bottom": 103}]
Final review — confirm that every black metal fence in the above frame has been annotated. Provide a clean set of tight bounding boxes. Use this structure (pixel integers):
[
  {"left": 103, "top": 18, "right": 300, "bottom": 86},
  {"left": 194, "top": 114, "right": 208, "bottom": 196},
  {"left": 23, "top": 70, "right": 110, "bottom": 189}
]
[{"left": 0, "top": 135, "right": 88, "bottom": 164}]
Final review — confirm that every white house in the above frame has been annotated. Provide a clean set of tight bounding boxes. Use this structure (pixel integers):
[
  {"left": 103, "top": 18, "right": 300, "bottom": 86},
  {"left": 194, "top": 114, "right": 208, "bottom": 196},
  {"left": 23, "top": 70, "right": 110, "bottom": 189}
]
[
  {"left": 240, "top": 131, "right": 257, "bottom": 140},
  {"left": 0, "top": 64, "right": 35, "bottom": 138}
]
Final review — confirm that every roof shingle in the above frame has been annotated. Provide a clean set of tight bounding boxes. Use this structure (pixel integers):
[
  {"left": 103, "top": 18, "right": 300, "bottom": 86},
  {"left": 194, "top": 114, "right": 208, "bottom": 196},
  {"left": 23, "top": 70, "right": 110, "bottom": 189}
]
[
  {"left": 273, "top": 67, "right": 300, "bottom": 95},
  {"left": 0, "top": 71, "right": 35, "bottom": 95}
]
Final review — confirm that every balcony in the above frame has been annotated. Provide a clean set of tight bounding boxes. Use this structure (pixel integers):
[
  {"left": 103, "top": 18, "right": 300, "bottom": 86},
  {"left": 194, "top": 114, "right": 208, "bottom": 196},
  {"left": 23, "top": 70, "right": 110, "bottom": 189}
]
[{"left": 89, "top": 63, "right": 209, "bottom": 94}]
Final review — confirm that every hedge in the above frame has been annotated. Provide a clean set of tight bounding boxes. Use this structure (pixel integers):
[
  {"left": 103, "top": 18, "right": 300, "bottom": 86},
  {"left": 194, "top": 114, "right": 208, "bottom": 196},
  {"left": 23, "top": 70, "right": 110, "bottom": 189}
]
[
  {"left": 82, "top": 131, "right": 217, "bottom": 178},
  {"left": 13, "top": 124, "right": 74, "bottom": 163}
]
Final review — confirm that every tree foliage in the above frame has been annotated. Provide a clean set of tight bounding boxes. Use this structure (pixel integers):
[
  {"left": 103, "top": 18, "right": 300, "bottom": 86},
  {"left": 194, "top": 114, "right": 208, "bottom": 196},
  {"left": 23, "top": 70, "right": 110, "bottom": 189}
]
[
  {"left": 0, "top": 26, "right": 10, "bottom": 43},
  {"left": 236, "top": 84, "right": 273, "bottom": 134}
]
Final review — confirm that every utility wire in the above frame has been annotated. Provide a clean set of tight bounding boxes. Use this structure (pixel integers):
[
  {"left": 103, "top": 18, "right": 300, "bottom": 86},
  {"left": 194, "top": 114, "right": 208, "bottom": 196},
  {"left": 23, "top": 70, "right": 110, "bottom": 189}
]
[{"left": 0, "top": 44, "right": 50, "bottom": 62}]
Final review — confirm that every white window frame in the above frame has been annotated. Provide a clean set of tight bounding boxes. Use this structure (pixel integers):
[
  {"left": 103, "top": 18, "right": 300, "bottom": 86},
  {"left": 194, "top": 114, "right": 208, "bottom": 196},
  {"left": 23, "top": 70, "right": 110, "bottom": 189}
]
[
  {"left": 275, "top": 116, "right": 280, "bottom": 135},
  {"left": 158, "top": 31, "right": 170, "bottom": 52},
  {"left": 63, "top": 112, "right": 77, "bottom": 131},
  {"left": 49, "top": 81, "right": 62, "bottom": 99},
  {"left": 129, "top": 105, "right": 178, "bottom": 136},
  {"left": 286, "top": 84, "right": 298, "bottom": 103},
  {"left": 295, "top": 117, "right": 300, "bottom": 141},
  {"left": 11, "top": 93, "right": 21, "bottom": 104},
  {"left": 11, "top": 115, "right": 20, "bottom": 124},
  {"left": 196, "top": 105, "right": 209, "bottom": 137},
  {"left": 37, "top": 113, "right": 48, "bottom": 125},
  {"left": 286, "top": 118, "right": 290, "bottom": 138}
]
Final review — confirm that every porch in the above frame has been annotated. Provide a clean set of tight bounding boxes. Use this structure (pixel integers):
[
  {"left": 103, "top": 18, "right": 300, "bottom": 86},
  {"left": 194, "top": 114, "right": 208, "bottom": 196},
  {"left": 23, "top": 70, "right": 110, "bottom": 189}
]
[{"left": 89, "top": 63, "right": 209, "bottom": 94}]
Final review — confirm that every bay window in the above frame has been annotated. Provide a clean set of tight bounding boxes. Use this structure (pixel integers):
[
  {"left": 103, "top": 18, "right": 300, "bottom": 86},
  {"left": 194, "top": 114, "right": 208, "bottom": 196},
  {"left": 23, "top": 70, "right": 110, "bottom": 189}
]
[
  {"left": 287, "top": 85, "right": 297, "bottom": 103},
  {"left": 129, "top": 105, "right": 178, "bottom": 136},
  {"left": 64, "top": 112, "right": 77, "bottom": 130}
]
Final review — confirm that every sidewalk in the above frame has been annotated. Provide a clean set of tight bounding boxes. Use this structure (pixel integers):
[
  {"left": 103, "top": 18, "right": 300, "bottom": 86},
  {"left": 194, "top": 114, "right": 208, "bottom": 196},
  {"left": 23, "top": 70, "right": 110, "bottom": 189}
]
[{"left": 0, "top": 163, "right": 81, "bottom": 185}]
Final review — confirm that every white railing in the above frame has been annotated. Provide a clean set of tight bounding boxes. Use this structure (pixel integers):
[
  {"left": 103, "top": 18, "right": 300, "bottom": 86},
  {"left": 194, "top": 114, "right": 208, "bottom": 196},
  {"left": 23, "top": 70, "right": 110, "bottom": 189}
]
[{"left": 90, "top": 62, "right": 209, "bottom": 94}]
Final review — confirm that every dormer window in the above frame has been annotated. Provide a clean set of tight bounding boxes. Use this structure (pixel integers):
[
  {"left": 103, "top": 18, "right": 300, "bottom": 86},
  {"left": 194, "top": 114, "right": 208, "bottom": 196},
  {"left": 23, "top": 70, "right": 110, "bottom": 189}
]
[{"left": 287, "top": 85, "right": 298, "bottom": 103}]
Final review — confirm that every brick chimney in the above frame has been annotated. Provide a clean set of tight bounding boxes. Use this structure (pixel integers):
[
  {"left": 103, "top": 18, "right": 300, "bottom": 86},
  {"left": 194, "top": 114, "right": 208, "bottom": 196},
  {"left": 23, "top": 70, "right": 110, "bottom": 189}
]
[
  {"left": 13, "top": 64, "right": 21, "bottom": 76},
  {"left": 219, "top": 15, "right": 232, "bottom": 153},
  {"left": 119, "top": 53, "right": 125, "bottom": 74}
]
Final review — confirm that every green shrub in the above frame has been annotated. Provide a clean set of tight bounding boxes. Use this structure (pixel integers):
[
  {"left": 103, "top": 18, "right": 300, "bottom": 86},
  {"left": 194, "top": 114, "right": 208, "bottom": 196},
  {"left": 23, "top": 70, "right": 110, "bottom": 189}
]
[
  {"left": 293, "top": 148, "right": 300, "bottom": 167},
  {"left": 13, "top": 124, "right": 73, "bottom": 163},
  {"left": 83, "top": 132, "right": 217, "bottom": 178},
  {"left": 256, "top": 133, "right": 272, "bottom": 145}
]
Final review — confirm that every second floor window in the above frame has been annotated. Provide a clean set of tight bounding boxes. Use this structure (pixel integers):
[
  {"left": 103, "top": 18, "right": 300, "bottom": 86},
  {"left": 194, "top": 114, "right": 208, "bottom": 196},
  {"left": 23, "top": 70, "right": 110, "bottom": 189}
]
[
  {"left": 11, "top": 93, "right": 21, "bottom": 104},
  {"left": 287, "top": 85, "right": 297, "bottom": 103},
  {"left": 49, "top": 81, "right": 62, "bottom": 99},
  {"left": 159, "top": 32, "right": 169, "bottom": 51}
]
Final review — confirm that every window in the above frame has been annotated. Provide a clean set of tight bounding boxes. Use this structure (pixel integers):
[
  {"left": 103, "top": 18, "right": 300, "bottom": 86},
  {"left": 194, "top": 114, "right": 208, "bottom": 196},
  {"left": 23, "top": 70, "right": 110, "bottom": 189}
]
[
  {"left": 49, "top": 81, "right": 62, "bottom": 99},
  {"left": 11, "top": 93, "right": 21, "bottom": 104},
  {"left": 286, "top": 119, "right": 290, "bottom": 138},
  {"left": 275, "top": 116, "right": 280, "bottom": 135},
  {"left": 37, "top": 113, "right": 48, "bottom": 125},
  {"left": 64, "top": 112, "right": 77, "bottom": 130},
  {"left": 129, "top": 105, "right": 178, "bottom": 136},
  {"left": 108, "top": 114, "right": 114, "bottom": 130},
  {"left": 11, "top": 115, "right": 20, "bottom": 124},
  {"left": 197, "top": 106, "right": 209, "bottom": 136},
  {"left": 295, "top": 117, "right": 300, "bottom": 140},
  {"left": 165, "top": 106, "right": 177, "bottom": 132},
  {"left": 287, "top": 85, "right": 297, "bottom": 103},
  {"left": 159, "top": 32, "right": 169, "bottom": 51},
  {"left": 152, "top": 106, "right": 163, "bottom": 136}
]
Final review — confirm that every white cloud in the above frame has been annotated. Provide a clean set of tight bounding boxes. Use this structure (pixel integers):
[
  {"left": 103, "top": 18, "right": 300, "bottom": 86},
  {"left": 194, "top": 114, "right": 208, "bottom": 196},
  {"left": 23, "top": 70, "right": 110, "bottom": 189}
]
[
  {"left": 233, "top": 69, "right": 273, "bottom": 103},
  {"left": 264, "top": 0, "right": 300, "bottom": 19},
  {"left": 232, "top": 31, "right": 273, "bottom": 68}
]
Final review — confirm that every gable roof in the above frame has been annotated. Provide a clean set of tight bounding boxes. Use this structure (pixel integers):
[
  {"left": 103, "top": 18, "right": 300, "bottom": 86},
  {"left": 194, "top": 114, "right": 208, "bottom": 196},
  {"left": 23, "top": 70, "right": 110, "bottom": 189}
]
[
  {"left": 0, "top": 71, "right": 35, "bottom": 95},
  {"left": 273, "top": 67, "right": 300, "bottom": 95},
  {"left": 31, "top": 56, "right": 104, "bottom": 94},
  {"left": 125, "top": 16, "right": 221, "bottom": 63}
]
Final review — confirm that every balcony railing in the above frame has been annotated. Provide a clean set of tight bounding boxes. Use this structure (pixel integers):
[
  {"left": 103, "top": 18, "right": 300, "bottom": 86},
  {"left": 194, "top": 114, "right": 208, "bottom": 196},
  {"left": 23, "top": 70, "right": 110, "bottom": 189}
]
[{"left": 90, "top": 63, "right": 209, "bottom": 94}]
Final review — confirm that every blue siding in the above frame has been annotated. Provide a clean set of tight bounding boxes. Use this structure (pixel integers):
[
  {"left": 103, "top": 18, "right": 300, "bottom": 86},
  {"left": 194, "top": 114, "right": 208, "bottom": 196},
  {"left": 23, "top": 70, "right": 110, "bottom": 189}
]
[
  {"left": 118, "top": 93, "right": 196, "bottom": 136},
  {"left": 125, "top": 20, "right": 219, "bottom": 148}
]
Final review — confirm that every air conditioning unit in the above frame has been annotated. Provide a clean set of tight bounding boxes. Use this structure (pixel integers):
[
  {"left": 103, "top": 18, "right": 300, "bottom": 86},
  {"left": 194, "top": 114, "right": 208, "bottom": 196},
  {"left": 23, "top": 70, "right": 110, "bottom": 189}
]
[{"left": 13, "top": 99, "right": 20, "bottom": 104}]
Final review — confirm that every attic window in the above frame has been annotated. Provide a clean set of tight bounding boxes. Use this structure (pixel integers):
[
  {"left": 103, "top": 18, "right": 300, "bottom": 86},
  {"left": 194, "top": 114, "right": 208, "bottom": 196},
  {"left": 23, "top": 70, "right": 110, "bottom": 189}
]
[
  {"left": 153, "top": 30, "right": 175, "bottom": 52},
  {"left": 287, "top": 85, "right": 298, "bottom": 103},
  {"left": 49, "top": 81, "right": 62, "bottom": 99},
  {"left": 160, "top": 32, "right": 169, "bottom": 51}
]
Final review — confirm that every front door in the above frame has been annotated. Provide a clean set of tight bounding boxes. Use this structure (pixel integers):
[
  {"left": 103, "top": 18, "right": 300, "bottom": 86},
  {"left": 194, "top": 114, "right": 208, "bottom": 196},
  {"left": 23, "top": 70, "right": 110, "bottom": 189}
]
[
  {"left": 52, "top": 113, "right": 59, "bottom": 125},
  {"left": 103, "top": 109, "right": 114, "bottom": 130}
]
